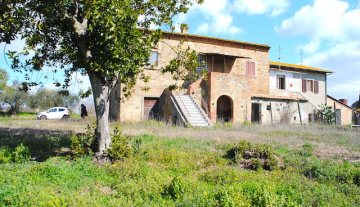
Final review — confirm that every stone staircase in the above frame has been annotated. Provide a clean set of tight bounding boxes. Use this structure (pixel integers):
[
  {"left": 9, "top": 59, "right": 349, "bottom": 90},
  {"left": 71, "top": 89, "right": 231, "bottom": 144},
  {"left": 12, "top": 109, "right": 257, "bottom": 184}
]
[{"left": 171, "top": 94, "right": 213, "bottom": 127}]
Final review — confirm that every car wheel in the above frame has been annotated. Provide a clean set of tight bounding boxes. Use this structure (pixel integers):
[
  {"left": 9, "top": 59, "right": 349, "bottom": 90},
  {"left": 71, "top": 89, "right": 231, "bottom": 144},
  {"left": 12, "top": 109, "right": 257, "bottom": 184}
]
[
  {"left": 40, "top": 115, "right": 47, "bottom": 120},
  {"left": 62, "top": 115, "right": 69, "bottom": 120}
]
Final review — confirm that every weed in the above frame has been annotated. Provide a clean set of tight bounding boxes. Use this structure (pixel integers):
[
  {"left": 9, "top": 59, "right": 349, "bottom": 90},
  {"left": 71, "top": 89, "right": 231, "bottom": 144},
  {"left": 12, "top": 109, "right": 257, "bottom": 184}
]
[
  {"left": 0, "top": 146, "right": 12, "bottom": 163},
  {"left": 106, "top": 123, "right": 132, "bottom": 161},
  {"left": 71, "top": 121, "right": 97, "bottom": 157},
  {"left": 12, "top": 143, "right": 31, "bottom": 163},
  {"left": 165, "top": 175, "right": 187, "bottom": 200},
  {"left": 225, "top": 140, "right": 278, "bottom": 171}
]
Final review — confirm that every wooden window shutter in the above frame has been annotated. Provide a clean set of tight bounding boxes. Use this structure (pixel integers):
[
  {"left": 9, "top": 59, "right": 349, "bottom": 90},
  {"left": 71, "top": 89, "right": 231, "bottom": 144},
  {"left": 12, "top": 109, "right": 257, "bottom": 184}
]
[
  {"left": 246, "top": 61, "right": 255, "bottom": 76},
  {"left": 246, "top": 61, "right": 250, "bottom": 76},
  {"left": 251, "top": 62, "right": 255, "bottom": 76},
  {"left": 314, "top": 80, "right": 319, "bottom": 94},
  {"left": 302, "top": 79, "right": 307, "bottom": 93}
]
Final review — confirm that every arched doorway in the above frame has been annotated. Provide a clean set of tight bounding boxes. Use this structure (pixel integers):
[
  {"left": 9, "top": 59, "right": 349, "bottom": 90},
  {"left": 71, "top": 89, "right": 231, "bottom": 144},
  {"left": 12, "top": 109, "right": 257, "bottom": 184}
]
[{"left": 217, "top": 95, "right": 233, "bottom": 122}]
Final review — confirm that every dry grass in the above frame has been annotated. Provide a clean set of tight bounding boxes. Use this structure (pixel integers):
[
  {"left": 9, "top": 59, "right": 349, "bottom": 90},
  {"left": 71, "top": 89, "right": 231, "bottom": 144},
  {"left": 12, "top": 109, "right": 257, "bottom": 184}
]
[{"left": 0, "top": 118, "right": 359, "bottom": 161}]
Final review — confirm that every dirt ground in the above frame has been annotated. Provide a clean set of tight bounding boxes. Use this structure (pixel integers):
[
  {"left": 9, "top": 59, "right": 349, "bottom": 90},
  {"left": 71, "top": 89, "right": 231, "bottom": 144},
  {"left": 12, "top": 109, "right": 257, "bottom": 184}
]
[{"left": 0, "top": 118, "right": 359, "bottom": 162}]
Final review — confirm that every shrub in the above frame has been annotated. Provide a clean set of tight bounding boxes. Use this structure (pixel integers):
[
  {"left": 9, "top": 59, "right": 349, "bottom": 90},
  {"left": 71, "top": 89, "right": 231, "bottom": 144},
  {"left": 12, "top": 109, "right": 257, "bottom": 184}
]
[
  {"left": 250, "top": 158, "right": 262, "bottom": 171},
  {"left": 165, "top": 175, "right": 187, "bottom": 200},
  {"left": 71, "top": 121, "right": 97, "bottom": 157},
  {"left": 106, "top": 123, "right": 132, "bottom": 161},
  {"left": 12, "top": 143, "right": 31, "bottom": 163},
  {"left": 0, "top": 146, "right": 13, "bottom": 163},
  {"left": 225, "top": 140, "right": 278, "bottom": 171}
]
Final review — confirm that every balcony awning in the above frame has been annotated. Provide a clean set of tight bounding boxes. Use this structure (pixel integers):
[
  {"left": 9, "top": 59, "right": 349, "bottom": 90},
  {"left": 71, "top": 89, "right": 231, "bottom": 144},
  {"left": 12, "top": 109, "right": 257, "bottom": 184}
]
[{"left": 201, "top": 52, "right": 250, "bottom": 59}]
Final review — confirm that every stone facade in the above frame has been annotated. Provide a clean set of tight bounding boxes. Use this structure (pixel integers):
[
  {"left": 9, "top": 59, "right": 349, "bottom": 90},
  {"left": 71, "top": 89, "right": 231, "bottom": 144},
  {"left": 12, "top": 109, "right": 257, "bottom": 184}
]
[
  {"left": 110, "top": 31, "right": 333, "bottom": 125},
  {"left": 327, "top": 96, "right": 354, "bottom": 125}
]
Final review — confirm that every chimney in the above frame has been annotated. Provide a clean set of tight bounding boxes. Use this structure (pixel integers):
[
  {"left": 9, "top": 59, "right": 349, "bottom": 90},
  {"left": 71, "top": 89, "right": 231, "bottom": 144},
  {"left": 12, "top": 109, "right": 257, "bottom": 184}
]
[
  {"left": 339, "top": 99, "right": 348, "bottom": 105},
  {"left": 180, "top": 23, "right": 189, "bottom": 34}
]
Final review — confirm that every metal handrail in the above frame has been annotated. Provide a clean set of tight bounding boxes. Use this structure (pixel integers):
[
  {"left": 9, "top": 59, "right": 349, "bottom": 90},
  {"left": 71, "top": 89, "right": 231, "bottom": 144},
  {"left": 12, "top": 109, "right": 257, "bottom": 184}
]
[
  {"left": 170, "top": 94, "right": 189, "bottom": 125},
  {"left": 173, "top": 90, "right": 191, "bottom": 119}
]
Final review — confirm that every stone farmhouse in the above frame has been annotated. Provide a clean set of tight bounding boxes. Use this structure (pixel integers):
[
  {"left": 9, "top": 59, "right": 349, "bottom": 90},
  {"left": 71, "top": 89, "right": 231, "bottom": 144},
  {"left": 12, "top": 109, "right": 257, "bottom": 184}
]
[
  {"left": 109, "top": 28, "right": 335, "bottom": 126},
  {"left": 327, "top": 96, "right": 355, "bottom": 125}
]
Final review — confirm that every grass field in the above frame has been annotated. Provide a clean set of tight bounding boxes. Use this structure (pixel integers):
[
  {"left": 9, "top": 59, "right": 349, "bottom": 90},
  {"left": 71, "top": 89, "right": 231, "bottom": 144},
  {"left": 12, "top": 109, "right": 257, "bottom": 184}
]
[{"left": 0, "top": 114, "right": 359, "bottom": 206}]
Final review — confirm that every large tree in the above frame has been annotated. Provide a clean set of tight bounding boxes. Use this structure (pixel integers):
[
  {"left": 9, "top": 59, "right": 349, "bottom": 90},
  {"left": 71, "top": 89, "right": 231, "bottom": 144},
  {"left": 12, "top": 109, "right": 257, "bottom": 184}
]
[
  {"left": 1, "top": 80, "right": 28, "bottom": 115},
  {"left": 1, "top": 0, "right": 202, "bottom": 154},
  {"left": 27, "top": 88, "right": 80, "bottom": 111}
]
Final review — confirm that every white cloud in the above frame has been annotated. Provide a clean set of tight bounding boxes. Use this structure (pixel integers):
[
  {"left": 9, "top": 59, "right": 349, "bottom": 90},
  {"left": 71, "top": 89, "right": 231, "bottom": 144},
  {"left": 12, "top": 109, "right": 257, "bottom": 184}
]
[
  {"left": 303, "top": 41, "right": 360, "bottom": 105},
  {"left": 229, "top": 26, "right": 243, "bottom": 36},
  {"left": 297, "top": 40, "right": 321, "bottom": 54},
  {"left": 195, "top": 22, "right": 210, "bottom": 34},
  {"left": 174, "top": 0, "right": 243, "bottom": 36},
  {"left": 275, "top": 0, "right": 360, "bottom": 42},
  {"left": 233, "top": 0, "right": 290, "bottom": 16}
]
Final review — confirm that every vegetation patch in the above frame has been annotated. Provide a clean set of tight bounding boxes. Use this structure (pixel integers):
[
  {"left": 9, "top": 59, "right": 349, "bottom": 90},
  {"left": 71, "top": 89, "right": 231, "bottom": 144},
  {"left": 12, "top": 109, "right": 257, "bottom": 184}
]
[{"left": 225, "top": 140, "right": 279, "bottom": 171}]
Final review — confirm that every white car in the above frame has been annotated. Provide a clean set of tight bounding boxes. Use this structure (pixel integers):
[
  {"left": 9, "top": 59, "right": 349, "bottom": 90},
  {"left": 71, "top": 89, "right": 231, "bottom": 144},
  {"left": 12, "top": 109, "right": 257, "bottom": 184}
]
[{"left": 37, "top": 107, "right": 71, "bottom": 120}]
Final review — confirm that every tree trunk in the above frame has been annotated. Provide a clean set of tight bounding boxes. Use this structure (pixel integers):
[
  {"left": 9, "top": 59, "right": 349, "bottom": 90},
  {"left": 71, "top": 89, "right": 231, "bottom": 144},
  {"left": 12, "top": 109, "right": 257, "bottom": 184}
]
[{"left": 88, "top": 71, "right": 112, "bottom": 154}]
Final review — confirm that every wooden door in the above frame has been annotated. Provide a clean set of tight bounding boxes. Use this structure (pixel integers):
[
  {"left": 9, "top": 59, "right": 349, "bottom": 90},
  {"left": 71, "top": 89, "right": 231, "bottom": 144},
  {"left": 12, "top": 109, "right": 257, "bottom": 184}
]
[{"left": 144, "top": 98, "right": 160, "bottom": 120}]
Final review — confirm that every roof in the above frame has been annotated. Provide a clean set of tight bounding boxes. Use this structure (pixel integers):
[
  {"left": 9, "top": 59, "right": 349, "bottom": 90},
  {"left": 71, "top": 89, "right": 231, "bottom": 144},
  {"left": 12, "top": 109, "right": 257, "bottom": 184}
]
[
  {"left": 252, "top": 94, "right": 308, "bottom": 102},
  {"left": 270, "top": 61, "right": 334, "bottom": 73},
  {"left": 161, "top": 31, "right": 271, "bottom": 49},
  {"left": 327, "top": 95, "right": 355, "bottom": 110}
]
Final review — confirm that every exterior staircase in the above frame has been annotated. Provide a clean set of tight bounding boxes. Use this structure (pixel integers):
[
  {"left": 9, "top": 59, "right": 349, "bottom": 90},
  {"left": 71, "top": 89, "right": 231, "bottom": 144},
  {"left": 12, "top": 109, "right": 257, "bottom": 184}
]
[{"left": 171, "top": 94, "right": 213, "bottom": 127}]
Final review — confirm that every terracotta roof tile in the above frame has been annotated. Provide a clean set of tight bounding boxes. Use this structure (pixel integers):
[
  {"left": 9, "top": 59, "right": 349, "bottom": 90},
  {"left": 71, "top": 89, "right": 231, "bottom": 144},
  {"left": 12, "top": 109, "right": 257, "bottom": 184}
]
[{"left": 270, "top": 61, "right": 333, "bottom": 73}]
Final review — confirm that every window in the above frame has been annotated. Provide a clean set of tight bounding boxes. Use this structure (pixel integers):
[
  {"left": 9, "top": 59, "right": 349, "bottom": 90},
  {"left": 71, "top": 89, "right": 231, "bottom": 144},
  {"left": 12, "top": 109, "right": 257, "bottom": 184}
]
[
  {"left": 48, "top": 108, "right": 57, "bottom": 113},
  {"left": 302, "top": 79, "right": 319, "bottom": 94},
  {"left": 59, "top": 108, "right": 65, "bottom": 112},
  {"left": 277, "top": 75, "right": 286, "bottom": 89},
  {"left": 148, "top": 51, "right": 158, "bottom": 67},
  {"left": 214, "top": 56, "right": 224, "bottom": 72},
  {"left": 246, "top": 61, "right": 255, "bottom": 76},
  {"left": 196, "top": 54, "right": 208, "bottom": 72}
]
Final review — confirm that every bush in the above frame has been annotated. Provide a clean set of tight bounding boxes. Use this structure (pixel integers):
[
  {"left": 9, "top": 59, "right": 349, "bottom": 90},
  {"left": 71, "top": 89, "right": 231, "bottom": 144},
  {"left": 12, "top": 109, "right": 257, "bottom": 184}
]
[
  {"left": 106, "top": 123, "right": 132, "bottom": 161},
  {"left": 0, "top": 146, "right": 13, "bottom": 163},
  {"left": 71, "top": 121, "right": 97, "bottom": 157},
  {"left": 12, "top": 143, "right": 31, "bottom": 163},
  {"left": 225, "top": 140, "right": 278, "bottom": 171},
  {"left": 165, "top": 175, "right": 187, "bottom": 200},
  {"left": 0, "top": 144, "right": 31, "bottom": 163}
]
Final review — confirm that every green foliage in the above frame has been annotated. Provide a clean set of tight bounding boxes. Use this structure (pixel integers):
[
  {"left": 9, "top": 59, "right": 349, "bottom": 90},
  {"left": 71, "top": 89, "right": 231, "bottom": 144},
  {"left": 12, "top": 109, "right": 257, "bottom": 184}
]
[
  {"left": 0, "top": 146, "right": 12, "bottom": 163},
  {"left": 242, "top": 120, "right": 252, "bottom": 126},
  {"left": 71, "top": 122, "right": 97, "bottom": 157},
  {"left": 225, "top": 140, "right": 278, "bottom": 171},
  {"left": 317, "top": 104, "right": 336, "bottom": 124},
  {"left": 27, "top": 88, "right": 79, "bottom": 110},
  {"left": 0, "top": 144, "right": 31, "bottom": 163},
  {"left": 106, "top": 123, "right": 132, "bottom": 161},
  {"left": 1, "top": 0, "right": 204, "bottom": 153},
  {"left": 1, "top": 80, "right": 28, "bottom": 115},
  {"left": 0, "top": 68, "right": 8, "bottom": 95},
  {"left": 12, "top": 143, "right": 31, "bottom": 163},
  {"left": 295, "top": 143, "right": 315, "bottom": 157},
  {"left": 132, "top": 138, "right": 143, "bottom": 155},
  {"left": 0, "top": 133, "right": 360, "bottom": 206},
  {"left": 165, "top": 175, "right": 187, "bottom": 199}
]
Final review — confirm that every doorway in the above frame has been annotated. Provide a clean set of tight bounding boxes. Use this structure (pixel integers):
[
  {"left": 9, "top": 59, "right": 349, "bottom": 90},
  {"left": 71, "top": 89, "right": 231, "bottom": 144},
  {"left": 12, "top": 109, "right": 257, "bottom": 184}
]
[
  {"left": 217, "top": 95, "right": 233, "bottom": 122},
  {"left": 251, "top": 103, "right": 260, "bottom": 123},
  {"left": 143, "top": 97, "right": 160, "bottom": 120}
]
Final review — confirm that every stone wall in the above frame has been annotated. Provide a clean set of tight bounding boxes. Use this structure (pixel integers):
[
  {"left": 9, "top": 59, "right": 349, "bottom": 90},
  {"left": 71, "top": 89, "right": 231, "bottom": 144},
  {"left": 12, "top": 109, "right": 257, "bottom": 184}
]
[
  {"left": 327, "top": 97, "right": 354, "bottom": 125},
  {"left": 112, "top": 32, "right": 270, "bottom": 123}
]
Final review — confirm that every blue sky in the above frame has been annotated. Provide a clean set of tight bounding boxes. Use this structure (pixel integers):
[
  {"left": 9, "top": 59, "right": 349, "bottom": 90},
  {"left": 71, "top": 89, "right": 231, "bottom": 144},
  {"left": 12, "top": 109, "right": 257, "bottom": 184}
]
[
  {"left": 1, "top": 0, "right": 359, "bottom": 105},
  {"left": 173, "top": 0, "right": 360, "bottom": 105}
]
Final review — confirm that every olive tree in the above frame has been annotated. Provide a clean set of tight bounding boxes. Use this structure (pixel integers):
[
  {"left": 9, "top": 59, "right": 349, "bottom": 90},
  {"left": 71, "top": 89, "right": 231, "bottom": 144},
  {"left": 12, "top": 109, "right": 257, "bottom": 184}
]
[
  {"left": 1, "top": 0, "right": 202, "bottom": 154},
  {"left": 1, "top": 80, "right": 28, "bottom": 114},
  {"left": 27, "top": 88, "right": 80, "bottom": 111}
]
